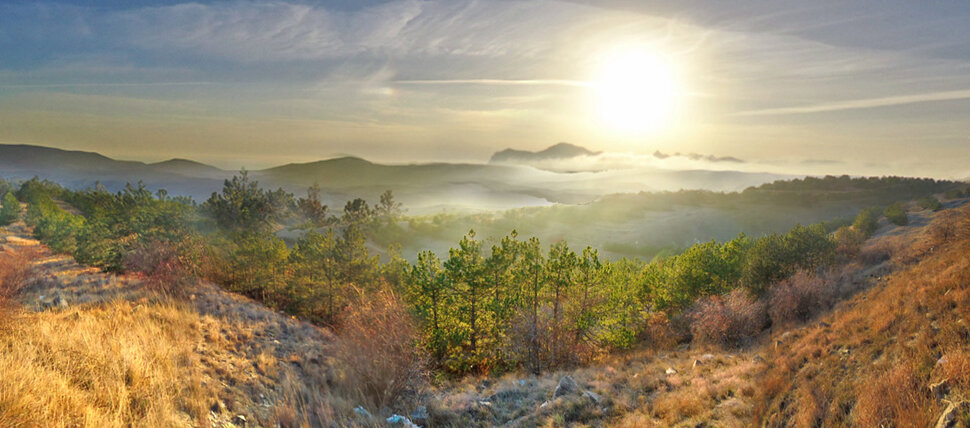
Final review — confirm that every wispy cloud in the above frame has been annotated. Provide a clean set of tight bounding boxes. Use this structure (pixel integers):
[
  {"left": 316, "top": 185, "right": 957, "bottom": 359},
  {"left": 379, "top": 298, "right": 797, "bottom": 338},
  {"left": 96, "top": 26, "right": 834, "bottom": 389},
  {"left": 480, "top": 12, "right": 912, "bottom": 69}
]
[
  {"left": 0, "top": 82, "right": 215, "bottom": 89},
  {"left": 393, "top": 79, "right": 591, "bottom": 87},
  {"left": 736, "top": 89, "right": 970, "bottom": 116}
]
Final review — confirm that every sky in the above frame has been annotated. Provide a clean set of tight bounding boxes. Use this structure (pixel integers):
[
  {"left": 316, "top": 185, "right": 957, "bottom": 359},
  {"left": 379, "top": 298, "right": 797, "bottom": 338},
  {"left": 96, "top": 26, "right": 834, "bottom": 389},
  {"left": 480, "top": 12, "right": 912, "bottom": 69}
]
[{"left": 1, "top": 0, "right": 969, "bottom": 178}]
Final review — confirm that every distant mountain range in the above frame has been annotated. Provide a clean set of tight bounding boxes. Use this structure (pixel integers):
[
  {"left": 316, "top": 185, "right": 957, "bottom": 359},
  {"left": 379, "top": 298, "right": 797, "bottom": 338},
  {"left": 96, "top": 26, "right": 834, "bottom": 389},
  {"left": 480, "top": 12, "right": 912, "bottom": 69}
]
[
  {"left": 0, "top": 143, "right": 791, "bottom": 213},
  {"left": 489, "top": 142, "right": 600, "bottom": 164}
]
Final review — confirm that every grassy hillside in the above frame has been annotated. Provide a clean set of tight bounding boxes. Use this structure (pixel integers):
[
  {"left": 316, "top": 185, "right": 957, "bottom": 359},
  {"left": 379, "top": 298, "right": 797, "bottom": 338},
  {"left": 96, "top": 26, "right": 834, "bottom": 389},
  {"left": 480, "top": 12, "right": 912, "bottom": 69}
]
[
  {"left": 756, "top": 204, "right": 970, "bottom": 426},
  {"left": 0, "top": 223, "right": 349, "bottom": 427}
]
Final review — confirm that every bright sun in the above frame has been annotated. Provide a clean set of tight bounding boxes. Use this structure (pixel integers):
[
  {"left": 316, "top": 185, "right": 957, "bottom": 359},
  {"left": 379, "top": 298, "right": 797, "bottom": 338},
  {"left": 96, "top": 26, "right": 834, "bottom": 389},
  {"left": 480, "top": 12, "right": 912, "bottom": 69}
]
[{"left": 594, "top": 49, "right": 681, "bottom": 135}]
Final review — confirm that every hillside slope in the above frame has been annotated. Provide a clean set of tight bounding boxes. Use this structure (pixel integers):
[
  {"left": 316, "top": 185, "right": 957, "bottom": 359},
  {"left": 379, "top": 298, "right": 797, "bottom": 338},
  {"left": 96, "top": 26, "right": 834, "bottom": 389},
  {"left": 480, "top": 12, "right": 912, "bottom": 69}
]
[
  {"left": 0, "top": 220, "right": 340, "bottom": 427},
  {"left": 757, "top": 202, "right": 970, "bottom": 426},
  {"left": 410, "top": 200, "right": 970, "bottom": 427},
  {"left": 1, "top": 197, "right": 968, "bottom": 427}
]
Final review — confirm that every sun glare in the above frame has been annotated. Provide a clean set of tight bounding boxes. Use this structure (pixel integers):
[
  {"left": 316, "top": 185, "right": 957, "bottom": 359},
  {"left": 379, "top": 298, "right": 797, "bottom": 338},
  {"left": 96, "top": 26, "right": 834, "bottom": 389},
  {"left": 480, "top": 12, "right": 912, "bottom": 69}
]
[{"left": 594, "top": 48, "right": 681, "bottom": 135}]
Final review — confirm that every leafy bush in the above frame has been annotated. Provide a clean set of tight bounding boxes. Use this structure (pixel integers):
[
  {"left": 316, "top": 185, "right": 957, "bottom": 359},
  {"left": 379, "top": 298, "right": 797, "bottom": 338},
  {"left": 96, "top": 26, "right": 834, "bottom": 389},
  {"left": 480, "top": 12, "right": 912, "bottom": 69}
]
[
  {"left": 852, "top": 208, "right": 880, "bottom": 238},
  {"left": 917, "top": 196, "right": 942, "bottom": 211},
  {"left": 883, "top": 202, "right": 908, "bottom": 226},
  {"left": 0, "top": 192, "right": 19, "bottom": 226}
]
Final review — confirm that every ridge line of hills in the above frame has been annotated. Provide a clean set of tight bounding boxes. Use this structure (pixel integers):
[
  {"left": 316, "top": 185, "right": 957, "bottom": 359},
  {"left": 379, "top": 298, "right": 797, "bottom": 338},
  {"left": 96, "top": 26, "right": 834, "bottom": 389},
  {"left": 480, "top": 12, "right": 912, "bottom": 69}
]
[{"left": 0, "top": 143, "right": 794, "bottom": 212}]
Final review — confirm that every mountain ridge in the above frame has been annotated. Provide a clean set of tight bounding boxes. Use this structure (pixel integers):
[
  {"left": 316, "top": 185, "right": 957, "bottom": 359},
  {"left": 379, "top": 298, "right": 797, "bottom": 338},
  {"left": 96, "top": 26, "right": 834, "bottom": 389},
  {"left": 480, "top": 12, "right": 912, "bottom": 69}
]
[{"left": 489, "top": 142, "right": 601, "bottom": 164}]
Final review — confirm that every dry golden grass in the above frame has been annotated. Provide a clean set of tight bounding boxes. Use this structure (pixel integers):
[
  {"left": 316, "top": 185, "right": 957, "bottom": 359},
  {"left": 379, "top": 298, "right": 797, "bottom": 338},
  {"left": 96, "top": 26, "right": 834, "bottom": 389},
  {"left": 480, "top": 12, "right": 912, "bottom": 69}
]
[
  {"left": 756, "top": 204, "right": 970, "bottom": 427},
  {"left": 0, "top": 300, "right": 215, "bottom": 427}
]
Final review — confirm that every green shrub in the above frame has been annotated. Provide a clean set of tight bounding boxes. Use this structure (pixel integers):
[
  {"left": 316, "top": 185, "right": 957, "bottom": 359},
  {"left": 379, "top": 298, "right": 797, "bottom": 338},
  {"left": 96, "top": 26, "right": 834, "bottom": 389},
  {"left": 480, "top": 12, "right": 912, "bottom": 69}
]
[
  {"left": 943, "top": 188, "right": 963, "bottom": 200},
  {"left": 884, "top": 202, "right": 908, "bottom": 226},
  {"left": 0, "top": 192, "right": 19, "bottom": 226},
  {"left": 852, "top": 208, "right": 880, "bottom": 238},
  {"left": 918, "top": 196, "right": 942, "bottom": 211}
]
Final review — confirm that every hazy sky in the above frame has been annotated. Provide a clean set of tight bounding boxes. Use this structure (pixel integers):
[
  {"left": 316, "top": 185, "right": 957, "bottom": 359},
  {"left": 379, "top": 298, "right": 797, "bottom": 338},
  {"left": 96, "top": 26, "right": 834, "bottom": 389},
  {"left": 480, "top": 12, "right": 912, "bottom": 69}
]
[{"left": 1, "top": 0, "right": 969, "bottom": 177}]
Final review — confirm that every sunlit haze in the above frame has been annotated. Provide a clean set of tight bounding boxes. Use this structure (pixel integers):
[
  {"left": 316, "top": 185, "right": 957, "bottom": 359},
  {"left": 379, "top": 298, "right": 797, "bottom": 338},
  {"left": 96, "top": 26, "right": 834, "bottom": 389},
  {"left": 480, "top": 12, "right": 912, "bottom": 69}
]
[{"left": 1, "top": 1, "right": 969, "bottom": 178}]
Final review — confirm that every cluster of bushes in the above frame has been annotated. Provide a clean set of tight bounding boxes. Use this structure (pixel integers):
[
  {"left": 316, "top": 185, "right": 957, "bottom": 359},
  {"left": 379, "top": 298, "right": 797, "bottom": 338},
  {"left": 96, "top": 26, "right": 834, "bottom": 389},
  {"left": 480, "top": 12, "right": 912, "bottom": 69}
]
[
  {"left": 16, "top": 178, "right": 196, "bottom": 275},
  {"left": 13, "top": 175, "right": 402, "bottom": 320},
  {"left": 10, "top": 172, "right": 919, "bottom": 379},
  {"left": 403, "top": 217, "right": 854, "bottom": 374}
]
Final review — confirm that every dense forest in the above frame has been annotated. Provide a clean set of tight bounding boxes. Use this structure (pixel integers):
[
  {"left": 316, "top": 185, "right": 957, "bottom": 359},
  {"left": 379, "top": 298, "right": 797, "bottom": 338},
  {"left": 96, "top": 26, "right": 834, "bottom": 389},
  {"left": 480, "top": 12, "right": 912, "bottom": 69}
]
[{"left": 0, "top": 174, "right": 965, "bottom": 379}]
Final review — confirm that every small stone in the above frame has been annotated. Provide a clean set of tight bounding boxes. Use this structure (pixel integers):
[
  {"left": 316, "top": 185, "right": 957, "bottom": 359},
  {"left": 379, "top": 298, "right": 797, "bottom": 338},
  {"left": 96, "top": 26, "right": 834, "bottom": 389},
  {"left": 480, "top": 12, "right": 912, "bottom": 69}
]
[
  {"left": 386, "top": 414, "right": 419, "bottom": 427},
  {"left": 583, "top": 390, "right": 603, "bottom": 404},
  {"left": 353, "top": 405, "right": 372, "bottom": 418},
  {"left": 539, "top": 401, "right": 550, "bottom": 409},
  {"left": 665, "top": 367, "right": 678, "bottom": 375},
  {"left": 554, "top": 375, "right": 580, "bottom": 398},
  {"left": 753, "top": 355, "right": 767, "bottom": 364},
  {"left": 232, "top": 415, "right": 247, "bottom": 426}
]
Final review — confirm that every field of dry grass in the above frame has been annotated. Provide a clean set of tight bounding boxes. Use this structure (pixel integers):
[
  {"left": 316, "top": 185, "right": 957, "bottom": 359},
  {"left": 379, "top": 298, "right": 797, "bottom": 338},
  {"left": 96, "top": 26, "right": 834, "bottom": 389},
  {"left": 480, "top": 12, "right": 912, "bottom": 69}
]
[{"left": 0, "top": 300, "right": 213, "bottom": 427}]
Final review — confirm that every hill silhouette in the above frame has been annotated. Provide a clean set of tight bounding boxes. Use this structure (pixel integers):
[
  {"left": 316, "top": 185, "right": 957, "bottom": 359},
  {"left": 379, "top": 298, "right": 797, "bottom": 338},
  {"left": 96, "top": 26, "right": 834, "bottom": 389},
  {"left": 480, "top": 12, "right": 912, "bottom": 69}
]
[{"left": 489, "top": 142, "right": 601, "bottom": 164}]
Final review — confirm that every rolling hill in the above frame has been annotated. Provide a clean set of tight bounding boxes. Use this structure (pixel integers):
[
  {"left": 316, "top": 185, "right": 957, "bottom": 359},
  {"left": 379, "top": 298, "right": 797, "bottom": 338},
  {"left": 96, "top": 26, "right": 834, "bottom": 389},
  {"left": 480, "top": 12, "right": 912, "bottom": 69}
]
[{"left": 0, "top": 143, "right": 791, "bottom": 213}]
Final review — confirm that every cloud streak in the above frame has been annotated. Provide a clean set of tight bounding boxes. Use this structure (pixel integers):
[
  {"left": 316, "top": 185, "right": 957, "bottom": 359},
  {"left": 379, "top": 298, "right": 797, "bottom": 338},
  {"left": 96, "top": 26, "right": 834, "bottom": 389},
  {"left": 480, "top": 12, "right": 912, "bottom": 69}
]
[
  {"left": 393, "top": 79, "right": 591, "bottom": 87},
  {"left": 0, "top": 81, "right": 215, "bottom": 89},
  {"left": 736, "top": 89, "right": 970, "bottom": 116}
]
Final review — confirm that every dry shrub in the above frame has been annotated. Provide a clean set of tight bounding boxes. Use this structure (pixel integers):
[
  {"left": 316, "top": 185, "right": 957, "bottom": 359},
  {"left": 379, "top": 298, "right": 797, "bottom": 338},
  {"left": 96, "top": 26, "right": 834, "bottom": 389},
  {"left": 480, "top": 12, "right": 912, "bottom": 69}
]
[
  {"left": 644, "top": 311, "right": 681, "bottom": 350},
  {"left": 768, "top": 271, "right": 835, "bottom": 328},
  {"left": 834, "top": 226, "right": 865, "bottom": 260},
  {"left": 335, "top": 286, "right": 427, "bottom": 410},
  {"left": 0, "top": 249, "right": 36, "bottom": 299},
  {"left": 272, "top": 370, "right": 334, "bottom": 428},
  {"left": 690, "top": 288, "right": 766, "bottom": 347},
  {"left": 123, "top": 239, "right": 196, "bottom": 297},
  {"left": 857, "top": 239, "right": 894, "bottom": 266},
  {"left": 0, "top": 247, "right": 39, "bottom": 325},
  {"left": 930, "top": 209, "right": 959, "bottom": 247}
]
